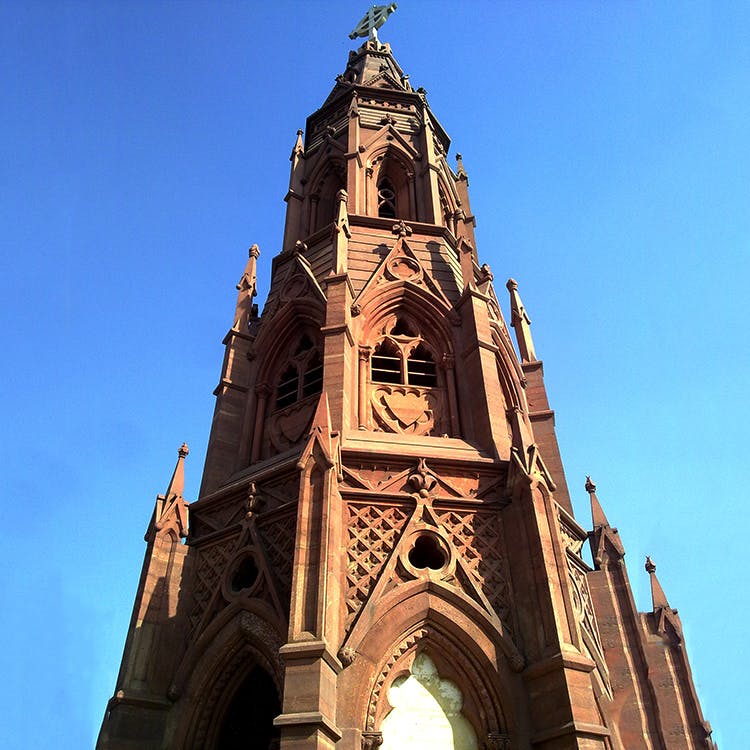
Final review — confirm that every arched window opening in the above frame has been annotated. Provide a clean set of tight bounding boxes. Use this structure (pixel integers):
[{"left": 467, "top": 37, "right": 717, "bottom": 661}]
[
  {"left": 439, "top": 185, "right": 453, "bottom": 232},
  {"left": 313, "top": 165, "right": 345, "bottom": 233},
  {"left": 273, "top": 336, "right": 324, "bottom": 411},
  {"left": 406, "top": 343, "right": 437, "bottom": 387},
  {"left": 380, "top": 653, "right": 478, "bottom": 750},
  {"left": 275, "top": 364, "right": 299, "bottom": 409},
  {"left": 216, "top": 665, "right": 280, "bottom": 750},
  {"left": 372, "top": 340, "right": 402, "bottom": 384},
  {"left": 302, "top": 351, "right": 323, "bottom": 399},
  {"left": 378, "top": 177, "right": 397, "bottom": 218}
]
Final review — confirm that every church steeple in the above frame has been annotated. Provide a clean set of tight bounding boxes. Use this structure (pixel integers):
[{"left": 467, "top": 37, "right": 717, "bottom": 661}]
[{"left": 99, "top": 14, "right": 714, "bottom": 750}]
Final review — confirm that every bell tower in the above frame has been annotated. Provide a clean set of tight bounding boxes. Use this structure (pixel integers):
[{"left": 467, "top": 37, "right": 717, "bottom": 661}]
[{"left": 98, "top": 14, "right": 714, "bottom": 750}]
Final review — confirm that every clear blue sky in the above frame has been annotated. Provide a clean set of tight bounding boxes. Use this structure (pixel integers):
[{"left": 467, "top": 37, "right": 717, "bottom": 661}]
[{"left": 1, "top": 2, "right": 747, "bottom": 747}]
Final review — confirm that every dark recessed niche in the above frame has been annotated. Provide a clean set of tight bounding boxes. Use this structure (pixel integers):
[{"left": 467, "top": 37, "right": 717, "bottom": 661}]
[
  {"left": 408, "top": 534, "right": 447, "bottom": 570},
  {"left": 231, "top": 556, "right": 259, "bottom": 593}
]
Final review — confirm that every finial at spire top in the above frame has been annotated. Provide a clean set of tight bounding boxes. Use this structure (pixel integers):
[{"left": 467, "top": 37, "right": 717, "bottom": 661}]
[
  {"left": 178, "top": 442, "right": 189, "bottom": 458},
  {"left": 585, "top": 475, "right": 596, "bottom": 494},
  {"left": 349, "top": 4, "right": 398, "bottom": 44},
  {"left": 645, "top": 555, "right": 656, "bottom": 574}
]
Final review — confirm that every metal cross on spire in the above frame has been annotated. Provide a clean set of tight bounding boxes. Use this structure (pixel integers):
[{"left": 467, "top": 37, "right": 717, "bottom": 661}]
[{"left": 349, "top": 3, "right": 398, "bottom": 44}]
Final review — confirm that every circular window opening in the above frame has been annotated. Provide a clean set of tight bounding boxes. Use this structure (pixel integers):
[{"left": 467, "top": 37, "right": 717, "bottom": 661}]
[
  {"left": 408, "top": 534, "right": 447, "bottom": 570},
  {"left": 231, "top": 556, "right": 259, "bottom": 593}
]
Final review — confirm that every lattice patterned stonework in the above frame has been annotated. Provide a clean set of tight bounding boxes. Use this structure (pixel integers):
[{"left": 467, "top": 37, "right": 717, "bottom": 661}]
[
  {"left": 346, "top": 503, "right": 409, "bottom": 628},
  {"left": 188, "top": 536, "right": 238, "bottom": 633},
  {"left": 258, "top": 509, "right": 297, "bottom": 608},
  {"left": 437, "top": 509, "right": 513, "bottom": 631}
]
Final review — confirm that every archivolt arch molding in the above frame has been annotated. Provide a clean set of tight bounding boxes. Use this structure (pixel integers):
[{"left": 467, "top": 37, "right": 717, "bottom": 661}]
[
  {"left": 304, "top": 154, "right": 347, "bottom": 233},
  {"left": 171, "top": 600, "right": 285, "bottom": 750},
  {"left": 349, "top": 604, "right": 519, "bottom": 744},
  {"left": 253, "top": 302, "right": 325, "bottom": 389},
  {"left": 357, "top": 283, "right": 453, "bottom": 355}
]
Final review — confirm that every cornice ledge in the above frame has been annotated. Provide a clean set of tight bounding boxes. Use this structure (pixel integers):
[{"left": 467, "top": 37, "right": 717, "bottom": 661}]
[
  {"left": 212, "top": 378, "right": 250, "bottom": 396},
  {"left": 273, "top": 711, "right": 342, "bottom": 742},
  {"left": 279, "top": 639, "right": 344, "bottom": 674},
  {"left": 320, "top": 322, "right": 355, "bottom": 346},
  {"left": 523, "top": 649, "right": 596, "bottom": 679},
  {"left": 105, "top": 690, "right": 171, "bottom": 712},
  {"left": 528, "top": 408, "right": 555, "bottom": 424},
  {"left": 520, "top": 359, "right": 544, "bottom": 373},
  {"left": 531, "top": 721, "right": 611, "bottom": 744}
]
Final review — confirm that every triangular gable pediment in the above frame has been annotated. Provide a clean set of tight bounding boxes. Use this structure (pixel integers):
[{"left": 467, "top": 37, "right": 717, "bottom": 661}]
[
  {"left": 360, "top": 123, "right": 420, "bottom": 161},
  {"left": 361, "top": 70, "right": 405, "bottom": 91},
  {"left": 354, "top": 236, "right": 452, "bottom": 311},
  {"left": 263, "top": 251, "right": 328, "bottom": 321}
]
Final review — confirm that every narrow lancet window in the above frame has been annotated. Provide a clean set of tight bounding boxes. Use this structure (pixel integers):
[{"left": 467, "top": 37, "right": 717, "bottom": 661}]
[
  {"left": 407, "top": 344, "right": 437, "bottom": 387},
  {"left": 276, "top": 364, "right": 299, "bottom": 409},
  {"left": 377, "top": 177, "right": 397, "bottom": 218},
  {"left": 302, "top": 352, "right": 324, "bottom": 398},
  {"left": 372, "top": 340, "right": 402, "bottom": 384}
]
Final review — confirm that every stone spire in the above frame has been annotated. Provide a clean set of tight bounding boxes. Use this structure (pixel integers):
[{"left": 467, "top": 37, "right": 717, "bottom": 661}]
[
  {"left": 645, "top": 556, "right": 671, "bottom": 610},
  {"left": 164, "top": 442, "right": 189, "bottom": 499},
  {"left": 506, "top": 278, "right": 537, "bottom": 363},
  {"left": 234, "top": 244, "right": 260, "bottom": 330},
  {"left": 586, "top": 475, "right": 610, "bottom": 529},
  {"left": 586, "top": 477, "right": 624, "bottom": 567},
  {"left": 151, "top": 443, "right": 190, "bottom": 540}
]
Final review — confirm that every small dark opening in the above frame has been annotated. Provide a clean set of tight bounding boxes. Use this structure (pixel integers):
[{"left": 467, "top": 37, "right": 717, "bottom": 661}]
[
  {"left": 276, "top": 365, "right": 299, "bottom": 409},
  {"left": 231, "top": 556, "right": 259, "bottom": 592},
  {"left": 295, "top": 335, "right": 313, "bottom": 354},
  {"left": 217, "top": 665, "right": 280, "bottom": 750},
  {"left": 391, "top": 317, "right": 416, "bottom": 336},
  {"left": 408, "top": 534, "right": 446, "bottom": 570}
]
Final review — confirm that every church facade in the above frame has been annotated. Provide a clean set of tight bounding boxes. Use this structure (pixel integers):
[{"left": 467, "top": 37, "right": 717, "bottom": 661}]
[{"left": 97, "top": 33, "right": 715, "bottom": 750}]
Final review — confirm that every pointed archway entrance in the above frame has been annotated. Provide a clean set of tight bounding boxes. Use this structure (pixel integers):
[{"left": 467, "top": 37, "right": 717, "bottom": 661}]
[{"left": 216, "top": 664, "right": 280, "bottom": 750}]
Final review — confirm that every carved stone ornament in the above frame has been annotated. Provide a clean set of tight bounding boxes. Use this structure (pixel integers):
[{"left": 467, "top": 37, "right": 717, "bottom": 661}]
[
  {"left": 361, "top": 732, "right": 383, "bottom": 750},
  {"left": 268, "top": 398, "right": 316, "bottom": 452},
  {"left": 338, "top": 645, "right": 357, "bottom": 667},
  {"left": 486, "top": 732, "right": 512, "bottom": 750},
  {"left": 391, "top": 219, "right": 412, "bottom": 237},
  {"left": 280, "top": 272, "right": 310, "bottom": 302},
  {"left": 371, "top": 385, "right": 440, "bottom": 435},
  {"left": 385, "top": 255, "right": 422, "bottom": 283},
  {"left": 408, "top": 458, "right": 437, "bottom": 497}
]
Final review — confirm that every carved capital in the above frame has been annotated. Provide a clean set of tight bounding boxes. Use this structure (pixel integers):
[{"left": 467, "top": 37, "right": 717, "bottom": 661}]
[
  {"left": 362, "top": 732, "right": 383, "bottom": 750},
  {"left": 255, "top": 383, "right": 272, "bottom": 398},
  {"left": 358, "top": 345, "right": 372, "bottom": 362},
  {"left": 440, "top": 353, "right": 455, "bottom": 370},
  {"left": 338, "top": 645, "right": 357, "bottom": 667},
  {"left": 486, "top": 732, "right": 512, "bottom": 750}
]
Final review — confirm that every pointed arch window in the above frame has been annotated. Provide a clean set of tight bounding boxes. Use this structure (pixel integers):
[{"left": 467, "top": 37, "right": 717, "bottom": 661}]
[
  {"left": 275, "top": 364, "right": 299, "bottom": 409},
  {"left": 370, "top": 317, "right": 439, "bottom": 388},
  {"left": 372, "top": 339, "right": 402, "bottom": 384},
  {"left": 377, "top": 177, "right": 397, "bottom": 219},
  {"left": 274, "top": 337, "right": 323, "bottom": 410},
  {"left": 406, "top": 343, "right": 437, "bottom": 387},
  {"left": 302, "top": 351, "right": 324, "bottom": 398}
]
